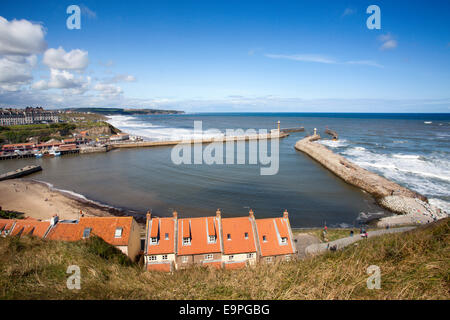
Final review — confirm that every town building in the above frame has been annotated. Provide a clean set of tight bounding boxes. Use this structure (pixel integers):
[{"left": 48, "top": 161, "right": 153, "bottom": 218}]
[
  {"left": 144, "top": 212, "right": 177, "bottom": 272},
  {"left": 221, "top": 211, "right": 259, "bottom": 269},
  {"left": 109, "top": 133, "right": 130, "bottom": 142},
  {"left": 176, "top": 210, "right": 223, "bottom": 269},
  {"left": 0, "top": 107, "right": 60, "bottom": 126},
  {"left": 144, "top": 209, "right": 297, "bottom": 272},
  {"left": 46, "top": 216, "right": 141, "bottom": 261},
  {"left": 255, "top": 210, "right": 297, "bottom": 263}
]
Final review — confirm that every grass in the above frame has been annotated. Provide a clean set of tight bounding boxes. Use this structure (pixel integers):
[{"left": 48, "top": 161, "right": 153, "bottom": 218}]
[
  {"left": 0, "top": 218, "right": 448, "bottom": 300},
  {"left": 0, "top": 210, "right": 24, "bottom": 219}
]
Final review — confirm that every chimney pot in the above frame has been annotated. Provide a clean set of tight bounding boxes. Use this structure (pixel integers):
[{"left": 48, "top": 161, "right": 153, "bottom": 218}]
[
  {"left": 283, "top": 209, "right": 289, "bottom": 219},
  {"left": 216, "top": 209, "right": 221, "bottom": 218},
  {"left": 249, "top": 208, "right": 254, "bottom": 218},
  {"left": 146, "top": 210, "right": 152, "bottom": 221},
  {"left": 173, "top": 210, "right": 178, "bottom": 219}
]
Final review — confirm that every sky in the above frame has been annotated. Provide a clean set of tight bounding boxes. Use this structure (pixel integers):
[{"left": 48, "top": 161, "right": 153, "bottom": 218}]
[{"left": 0, "top": 0, "right": 449, "bottom": 112}]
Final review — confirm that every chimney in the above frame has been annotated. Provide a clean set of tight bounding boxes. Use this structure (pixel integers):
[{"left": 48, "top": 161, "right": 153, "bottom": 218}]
[
  {"left": 249, "top": 208, "right": 254, "bottom": 219},
  {"left": 173, "top": 210, "right": 178, "bottom": 219},
  {"left": 283, "top": 209, "right": 289, "bottom": 219},
  {"left": 216, "top": 209, "right": 221, "bottom": 219},
  {"left": 50, "top": 214, "right": 59, "bottom": 226},
  {"left": 146, "top": 210, "right": 152, "bottom": 221}
]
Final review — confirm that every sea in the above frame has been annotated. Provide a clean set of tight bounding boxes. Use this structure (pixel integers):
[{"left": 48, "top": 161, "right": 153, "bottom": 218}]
[{"left": 1, "top": 113, "right": 449, "bottom": 228}]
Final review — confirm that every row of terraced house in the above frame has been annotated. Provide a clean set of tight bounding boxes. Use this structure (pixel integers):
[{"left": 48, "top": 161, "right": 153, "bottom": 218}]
[
  {"left": 0, "top": 208, "right": 297, "bottom": 272},
  {"left": 0, "top": 107, "right": 60, "bottom": 126},
  {"left": 144, "top": 209, "right": 297, "bottom": 272}
]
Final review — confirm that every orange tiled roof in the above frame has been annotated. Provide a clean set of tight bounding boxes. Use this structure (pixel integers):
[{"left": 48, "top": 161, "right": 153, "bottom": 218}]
[
  {"left": 255, "top": 218, "right": 295, "bottom": 257},
  {"left": 146, "top": 217, "right": 175, "bottom": 255},
  {"left": 177, "top": 217, "right": 221, "bottom": 255},
  {"left": 221, "top": 217, "right": 257, "bottom": 255},
  {"left": 10, "top": 219, "right": 50, "bottom": 238},
  {"left": 46, "top": 217, "right": 133, "bottom": 246},
  {"left": 0, "top": 219, "right": 15, "bottom": 233}
]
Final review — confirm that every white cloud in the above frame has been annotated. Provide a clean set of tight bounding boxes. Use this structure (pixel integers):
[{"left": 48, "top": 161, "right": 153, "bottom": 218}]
[
  {"left": 265, "top": 53, "right": 336, "bottom": 64},
  {"left": 341, "top": 8, "right": 356, "bottom": 17},
  {"left": 94, "top": 83, "right": 123, "bottom": 96},
  {"left": 103, "top": 74, "right": 136, "bottom": 83},
  {"left": 32, "top": 69, "right": 89, "bottom": 91},
  {"left": 0, "top": 55, "right": 37, "bottom": 91},
  {"left": 378, "top": 33, "right": 398, "bottom": 50},
  {"left": 0, "top": 16, "right": 47, "bottom": 56},
  {"left": 346, "top": 60, "right": 384, "bottom": 68},
  {"left": 43, "top": 47, "right": 89, "bottom": 70}
]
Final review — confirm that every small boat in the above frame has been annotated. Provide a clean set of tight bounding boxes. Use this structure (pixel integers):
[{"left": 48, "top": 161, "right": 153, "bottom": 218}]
[
  {"left": 35, "top": 153, "right": 43, "bottom": 158},
  {"left": 424, "top": 121, "right": 432, "bottom": 124}
]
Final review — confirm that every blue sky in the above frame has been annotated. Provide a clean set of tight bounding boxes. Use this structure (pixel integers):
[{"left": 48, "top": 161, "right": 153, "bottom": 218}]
[{"left": 0, "top": 0, "right": 449, "bottom": 112}]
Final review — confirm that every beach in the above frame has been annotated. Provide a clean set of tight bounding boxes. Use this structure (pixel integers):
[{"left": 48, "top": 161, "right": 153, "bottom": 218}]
[{"left": 0, "top": 179, "right": 116, "bottom": 221}]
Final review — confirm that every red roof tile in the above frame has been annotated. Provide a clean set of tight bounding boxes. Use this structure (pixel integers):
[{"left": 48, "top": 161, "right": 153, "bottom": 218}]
[
  {"left": 221, "top": 217, "right": 257, "bottom": 255},
  {"left": 10, "top": 219, "right": 50, "bottom": 238},
  {"left": 255, "top": 218, "right": 295, "bottom": 257},
  {"left": 46, "top": 217, "right": 134, "bottom": 246},
  {"left": 146, "top": 217, "right": 175, "bottom": 255},
  {"left": 177, "top": 217, "right": 221, "bottom": 255}
]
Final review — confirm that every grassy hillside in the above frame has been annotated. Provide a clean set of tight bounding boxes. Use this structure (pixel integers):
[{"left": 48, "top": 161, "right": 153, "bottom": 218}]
[{"left": 0, "top": 219, "right": 448, "bottom": 300}]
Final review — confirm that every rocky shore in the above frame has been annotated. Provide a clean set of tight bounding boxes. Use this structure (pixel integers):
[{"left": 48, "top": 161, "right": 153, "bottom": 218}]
[{"left": 295, "top": 134, "right": 447, "bottom": 227}]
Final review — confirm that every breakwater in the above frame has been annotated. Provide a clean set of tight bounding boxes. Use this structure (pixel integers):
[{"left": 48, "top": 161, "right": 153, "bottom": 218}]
[
  {"left": 294, "top": 134, "right": 444, "bottom": 221},
  {"left": 112, "top": 132, "right": 289, "bottom": 149}
]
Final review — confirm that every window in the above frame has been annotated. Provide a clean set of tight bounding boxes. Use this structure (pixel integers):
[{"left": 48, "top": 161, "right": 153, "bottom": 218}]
[
  {"left": 183, "top": 237, "right": 191, "bottom": 245},
  {"left": 208, "top": 235, "right": 216, "bottom": 243},
  {"left": 165, "top": 233, "right": 169, "bottom": 240},
  {"left": 82, "top": 228, "right": 91, "bottom": 239},
  {"left": 285, "top": 255, "right": 291, "bottom": 261},
  {"left": 114, "top": 227, "right": 123, "bottom": 238},
  {"left": 148, "top": 256, "right": 157, "bottom": 261},
  {"left": 247, "top": 253, "right": 253, "bottom": 259},
  {"left": 229, "top": 255, "right": 234, "bottom": 261},
  {"left": 265, "top": 257, "right": 273, "bottom": 263},
  {"left": 205, "top": 254, "right": 213, "bottom": 260},
  {"left": 281, "top": 237, "right": 287, "bottom": 244},
  {"left": 150, "top": 237, "right": 158, "bottom": 245},
  {"left": 182, "top": 256, "right": 188, "bottom": 263},
  {"left": 162, "top": 255, "right": 168, "bottom": 260},
  {"left": 244, "top": 232, "right": 248, "bottom": 239},
  {"left": 227, "top": 233, "right": 231, "bottom": 240},
  {"left": 262, "top": 235, "right": 267, "bottom": 242}
]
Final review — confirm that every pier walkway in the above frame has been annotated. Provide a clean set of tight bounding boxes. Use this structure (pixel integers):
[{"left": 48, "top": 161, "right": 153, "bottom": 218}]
[
  {"left": 111, "top": 132, "right": 289, "bottom": 149},
  {"left": 304, "top": 226, "right": 416, "bottom": 256}
]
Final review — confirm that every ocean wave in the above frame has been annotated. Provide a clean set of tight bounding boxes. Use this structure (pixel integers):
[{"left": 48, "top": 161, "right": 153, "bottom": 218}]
[
  {"left": 428, "top": 198, "right": 450, "bottom": 214},
  {"left": 318, "top": 139, "right": 349, "bottom": 148}
]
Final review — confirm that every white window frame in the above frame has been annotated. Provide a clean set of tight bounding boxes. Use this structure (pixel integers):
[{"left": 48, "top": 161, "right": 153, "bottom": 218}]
[
  {"left": 205, "top": 254, "right": 213, "bottom": 260},
  {"left": 208, "top": 235, "right": 216, "bottom": 243},
  {"left": 281, "top": 237, "right": 287, "bottom": 244},
  {"left": 183, "top": 237, "right": 191, "bottom": 246},
  {"left": 148, "top": 255, "right": 157, "bottom": 261},
  {"left": 285, "top": 255, "right": 291, "bottom": 261},
  {"left": 150, "top": 237, "right": 158, "bottom": 245},
  {"left": 265, "top": 256, "right": 273, "bottom": 263},
  {"left": 182, "top": 256, "right": 188, "bottom": 263},
  {"left": 162, "top": 255, "right": 168, "bottom": 260},
  {"left": 247, "top": 253, "right": 253, "bottom": 259},
  {"left": 227, "top": 233, "right": 231, "bottom": 241},
  {"left": 165, "top": 233, "right": 169, "bottom": 240},
  {"left": 229, "top": 255, "right": 234, "bottom": 261},
  {"left": 114, "top": 227, "right": 123, "bottom": 238}
]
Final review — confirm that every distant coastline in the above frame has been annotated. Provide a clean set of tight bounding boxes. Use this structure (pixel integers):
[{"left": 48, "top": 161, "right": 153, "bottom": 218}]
[{"left": 63, "top": 107, "right": 184, "bottom": 116}]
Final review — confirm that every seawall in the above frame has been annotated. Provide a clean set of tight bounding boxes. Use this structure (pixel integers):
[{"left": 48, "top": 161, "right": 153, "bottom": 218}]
[{"left": 295, "top": 134, "right": 446, "bottom": 226}]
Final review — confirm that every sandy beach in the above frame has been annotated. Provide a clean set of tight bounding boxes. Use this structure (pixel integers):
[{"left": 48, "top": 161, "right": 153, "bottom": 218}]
[{"left": 0, "top": 179, "right": 116, "bottom": 221}]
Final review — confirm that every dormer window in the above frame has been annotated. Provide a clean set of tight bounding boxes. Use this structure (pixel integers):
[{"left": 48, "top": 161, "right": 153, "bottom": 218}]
[
  {"left": 263, "top": 235, "right": 267, "bottom": 242},
  {"left": 208, "top": 235, "right": 216, "bottom": 243},
  {"left": 281, "top": 237, "right": 287, "bottom": 244},
  {"left": 165, "top": 233, "right": 169, "bottom": 240},
  {"left": 83, "top": 228, "right": 91, "bottom": 239},
  {"left": 227, "top": 233, "right": 231, "bottom": 240},
  {"left": 183, "top": 237, "right": 191, "bottom": 245},
  {"left": 151, "top": 237, "right": 158, "bottom": 245},
  {"left": 114, "top": 227, "right": 123, "bottom": 238},
  {"left": 244, "top": 232, "right": 248, "bottom": 239}
]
